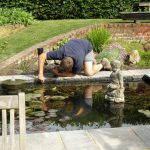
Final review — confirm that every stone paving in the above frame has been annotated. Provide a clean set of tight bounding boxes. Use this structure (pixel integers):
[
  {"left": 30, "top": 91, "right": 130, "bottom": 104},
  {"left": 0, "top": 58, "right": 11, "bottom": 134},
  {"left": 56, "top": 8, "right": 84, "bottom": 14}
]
[
  {"left": 0, "top": 125, "right": 150, "bottom": 150},
  {"left": 0, "top": 69, "right": 150, "bottom": 84}
]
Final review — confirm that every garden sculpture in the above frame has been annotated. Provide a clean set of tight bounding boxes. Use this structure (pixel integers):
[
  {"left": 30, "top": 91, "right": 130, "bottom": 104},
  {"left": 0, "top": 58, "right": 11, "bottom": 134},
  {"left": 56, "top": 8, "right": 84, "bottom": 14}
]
[
  {"left": 105, "top": 60, "right": 125, "bottom": 103},
  {"left": 129, "top": 50, "right": 140, "bottom": 64}
]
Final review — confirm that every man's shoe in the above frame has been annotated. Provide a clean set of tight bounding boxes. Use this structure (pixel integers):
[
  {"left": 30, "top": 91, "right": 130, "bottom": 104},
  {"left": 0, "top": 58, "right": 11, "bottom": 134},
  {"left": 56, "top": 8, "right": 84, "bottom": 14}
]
[{"left": 37, "top": 48, "right": 44, "bottom": 56}]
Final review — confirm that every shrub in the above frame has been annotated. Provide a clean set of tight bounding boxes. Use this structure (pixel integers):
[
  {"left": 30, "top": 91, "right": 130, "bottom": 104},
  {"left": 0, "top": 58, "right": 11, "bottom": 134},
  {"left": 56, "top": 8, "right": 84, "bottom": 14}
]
[
  {"left": 86, "top": 28, "right": 111, "bottom": 53},
  {"left": 0, "top": 8, "right": 33, "bottom": 26},
  {"left": 0, "top": 0, "right": 140, "bottom": 20}
]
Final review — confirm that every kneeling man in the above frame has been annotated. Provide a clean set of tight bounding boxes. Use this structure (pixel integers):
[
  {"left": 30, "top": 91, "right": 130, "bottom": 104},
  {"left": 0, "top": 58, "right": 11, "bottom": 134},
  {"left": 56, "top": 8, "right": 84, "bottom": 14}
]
[{"left": 38, "top": 39, "right": 109, "bottom": 82}]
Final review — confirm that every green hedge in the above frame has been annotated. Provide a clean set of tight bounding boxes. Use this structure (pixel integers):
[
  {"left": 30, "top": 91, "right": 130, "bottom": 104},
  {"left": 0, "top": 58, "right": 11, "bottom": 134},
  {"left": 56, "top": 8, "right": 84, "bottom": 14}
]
[
  {"left": 0, "top": 0, "right": 146, "bottom": 20},
  {"left": 0, "top": 8, "right": 33, "bottom": 25}
]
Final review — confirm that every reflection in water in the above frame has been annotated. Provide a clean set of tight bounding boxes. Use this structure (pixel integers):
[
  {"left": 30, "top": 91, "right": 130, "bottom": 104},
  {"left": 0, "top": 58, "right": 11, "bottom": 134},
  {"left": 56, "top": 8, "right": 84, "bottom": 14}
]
[
  {"left": 0, "top": 82, "right": 150, "bottom": 133},
  {"left": 105, "top": 102, "right": 124, "bottom": 127},
  {"left": 58, "top": 85, "right": 102, "bottom": 122}
]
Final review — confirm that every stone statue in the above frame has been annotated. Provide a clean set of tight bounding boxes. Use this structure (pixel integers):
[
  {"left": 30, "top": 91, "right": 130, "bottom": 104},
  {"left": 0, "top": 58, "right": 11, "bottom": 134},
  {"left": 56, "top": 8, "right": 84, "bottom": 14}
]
[
  {"left": 105, "top": 60, "right": 125, "bottom": 103},
  {"left": 129, "top": 50, "right": 140, "bottom": 64}
]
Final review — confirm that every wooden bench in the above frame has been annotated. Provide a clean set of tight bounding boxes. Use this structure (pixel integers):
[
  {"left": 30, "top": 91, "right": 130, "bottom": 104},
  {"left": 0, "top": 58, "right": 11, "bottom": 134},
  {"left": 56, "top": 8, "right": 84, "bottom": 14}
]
[
  {"left": 0, "top": 93, "right": 26, "bottom": 150},
  {"left": 139, "top": 2, "right": 150, "bottom": 12},
  {"left": 120, "top": 2, "right": 150, "bottom": 23},
  {"left": 120, "top": 12, "right": 150, "bottom": 23}
]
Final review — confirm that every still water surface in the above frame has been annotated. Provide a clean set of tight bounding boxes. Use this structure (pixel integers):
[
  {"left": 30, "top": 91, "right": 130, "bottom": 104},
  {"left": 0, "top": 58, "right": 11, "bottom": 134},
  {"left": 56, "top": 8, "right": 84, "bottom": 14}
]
[{"left": 0, "top": 82, "right": 150, "bottom": 133}]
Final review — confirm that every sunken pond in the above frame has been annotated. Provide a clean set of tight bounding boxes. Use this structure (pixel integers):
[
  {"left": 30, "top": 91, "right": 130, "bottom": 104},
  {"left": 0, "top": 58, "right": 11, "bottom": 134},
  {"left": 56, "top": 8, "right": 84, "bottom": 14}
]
[{"left": 0, "top": 81, "right": 150, "bottom": 133}]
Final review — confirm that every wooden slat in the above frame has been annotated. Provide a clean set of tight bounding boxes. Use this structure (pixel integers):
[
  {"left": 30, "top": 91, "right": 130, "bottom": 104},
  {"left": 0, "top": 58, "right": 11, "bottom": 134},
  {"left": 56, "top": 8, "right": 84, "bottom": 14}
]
[
  {"left": 139, "top": 2, "right": 150, "bottom": 11},
  {"left": 139, "top": 2, "right": 150, "bottom": 7},
  {"left": 0, "top": 96, "right": 18, "bottom": 109},
  {"left": 2, "top": 109, "right": 7, "bottom": 150},
  {"left": 0, "top": 92, "right": 26, "bottom": 150},
  {"left": 10, "top": 109, "right": 15, "bottom": 150},
  {"left": 18, "top": 93, "right": 26, "bottom": 150}
]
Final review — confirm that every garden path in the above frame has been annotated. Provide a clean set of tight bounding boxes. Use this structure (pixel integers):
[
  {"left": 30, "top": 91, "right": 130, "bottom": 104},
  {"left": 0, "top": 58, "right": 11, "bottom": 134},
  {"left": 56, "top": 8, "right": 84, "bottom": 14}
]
[{"left": 0, "top": 125, "right": 150, "bottom": 150}]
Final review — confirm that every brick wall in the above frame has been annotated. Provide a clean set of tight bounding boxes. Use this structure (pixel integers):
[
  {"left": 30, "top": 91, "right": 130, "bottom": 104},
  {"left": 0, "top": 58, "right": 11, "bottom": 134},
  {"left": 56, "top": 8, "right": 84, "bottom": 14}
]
[
  {"left": 104, "top": 23, "right": 150, "bottom": 41},
  {"left": 43, "top": 23, "right": 150, "bottom": 51}
]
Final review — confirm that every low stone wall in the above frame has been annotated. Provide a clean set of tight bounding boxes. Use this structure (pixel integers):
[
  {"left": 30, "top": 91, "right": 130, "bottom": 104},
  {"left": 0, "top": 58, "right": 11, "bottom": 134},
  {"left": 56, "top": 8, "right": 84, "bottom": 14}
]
[{"left": 0, "top": 23, "right": 150, "bottom": 72}]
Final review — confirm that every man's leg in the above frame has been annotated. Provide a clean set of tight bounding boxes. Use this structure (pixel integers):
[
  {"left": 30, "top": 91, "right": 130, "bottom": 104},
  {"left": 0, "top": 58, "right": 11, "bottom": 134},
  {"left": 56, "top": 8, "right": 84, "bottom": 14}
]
[
  {"left": 84, "top": 50, "right": 103, "bottom": 76},
  {"left": 38, "top": 52, "right": 47, "bottom": 81},
  {"left": 84, "top": 61, "right": 103, "bottom": 76}
]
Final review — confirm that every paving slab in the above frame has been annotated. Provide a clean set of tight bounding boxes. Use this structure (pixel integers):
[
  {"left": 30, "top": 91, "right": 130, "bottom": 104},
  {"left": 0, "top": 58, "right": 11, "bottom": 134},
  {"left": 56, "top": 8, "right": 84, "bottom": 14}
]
[
  {"left": 0, "top": 126, "right": 150, "bottom": 150},
  {"left": 27, "top": 132, "right": 65, "bottom": 150},
  {"left": 0, "top": 132, "right": 65, "bottom": 150},
  {"left": 0, "top": 75, "right": 35, "bottom": 83},
  {"left": 122, "top": 70, "right": 133, "bottom": 77},
  {"left": 131, "top": 125, "right": 150, "bottom": 148},
  {"left": 0, "top": 69, "right": 150, "bottom": 84},
  {"left": 59, "top": 130, "right": 99, "bottom": 150},
  {"left": 88, "top": 127, "right": 147, "bottom": 150},
  {"left": 128, "top": 69, "right": 150, "bottom": 76}
]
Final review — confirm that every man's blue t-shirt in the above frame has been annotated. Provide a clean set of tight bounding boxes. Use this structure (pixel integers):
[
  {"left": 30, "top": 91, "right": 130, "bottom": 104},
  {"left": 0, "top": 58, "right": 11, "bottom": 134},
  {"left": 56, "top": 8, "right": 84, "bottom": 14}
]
[{"left": 47, "top": 39, "right": 93, "bottom": 73}]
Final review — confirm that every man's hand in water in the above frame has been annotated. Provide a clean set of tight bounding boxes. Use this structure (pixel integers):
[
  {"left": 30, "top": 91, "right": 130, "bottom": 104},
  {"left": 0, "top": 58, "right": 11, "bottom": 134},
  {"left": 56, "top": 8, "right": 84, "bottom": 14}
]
[{"left": 38, "top": 74, "right": 45, "bottom": 83}]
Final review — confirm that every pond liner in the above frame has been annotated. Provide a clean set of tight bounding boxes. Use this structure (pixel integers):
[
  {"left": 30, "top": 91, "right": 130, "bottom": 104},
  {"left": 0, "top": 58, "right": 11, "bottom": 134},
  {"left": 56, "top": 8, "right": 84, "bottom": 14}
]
[{"left": 142, "top": 75, "right": 150, "bottom": 85}]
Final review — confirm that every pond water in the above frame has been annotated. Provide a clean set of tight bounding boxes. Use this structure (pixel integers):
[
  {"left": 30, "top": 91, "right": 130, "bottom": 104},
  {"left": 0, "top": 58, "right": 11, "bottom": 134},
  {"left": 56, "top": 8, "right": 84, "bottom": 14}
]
[{"left": 0, "top": 82, "right": 150, "bottom": 133}]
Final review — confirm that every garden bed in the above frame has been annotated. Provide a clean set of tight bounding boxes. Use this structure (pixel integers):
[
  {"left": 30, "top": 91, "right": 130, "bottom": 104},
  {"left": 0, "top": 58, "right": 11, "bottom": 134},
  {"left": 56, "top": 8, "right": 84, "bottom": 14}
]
[{"left": 0, "top": 22, "right": 150, "bottom": 75}]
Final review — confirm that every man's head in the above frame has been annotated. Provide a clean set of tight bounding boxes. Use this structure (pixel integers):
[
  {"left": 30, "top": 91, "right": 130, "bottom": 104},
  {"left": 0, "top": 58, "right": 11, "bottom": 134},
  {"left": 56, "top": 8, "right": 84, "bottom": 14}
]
[{"left": 59, "top": 57, "right": 74, "bottom": 72}]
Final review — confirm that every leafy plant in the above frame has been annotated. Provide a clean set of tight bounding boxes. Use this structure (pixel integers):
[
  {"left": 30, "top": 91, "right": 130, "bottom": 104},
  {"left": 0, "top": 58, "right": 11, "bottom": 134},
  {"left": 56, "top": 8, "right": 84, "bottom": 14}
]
[
  {"left": 114, "top": 40, "right": 143, "bottom": 53},
  {"left": 96, "top": 43, "right": 127, "bottom": 63},
  {"left": 0, "top": 8, "right": 33, "bottom": 26},
  {"left": 86, "top": 28, "right": 111, "bottom": 53},
  {"left": 19, "top": 61, "right": 30, "bottom": 73},
  {"left": 138, "top": 51, "right": 150, "bottom": 67},
  {"left": 52, "top": 38, "right": 70, "bottom": 50}
]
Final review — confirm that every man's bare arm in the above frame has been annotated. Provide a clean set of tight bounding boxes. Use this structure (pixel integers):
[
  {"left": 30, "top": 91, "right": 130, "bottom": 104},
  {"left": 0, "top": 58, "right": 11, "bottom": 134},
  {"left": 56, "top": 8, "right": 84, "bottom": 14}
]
[{"left": 38, "top": 53, "right": 47, "bottom": 81}]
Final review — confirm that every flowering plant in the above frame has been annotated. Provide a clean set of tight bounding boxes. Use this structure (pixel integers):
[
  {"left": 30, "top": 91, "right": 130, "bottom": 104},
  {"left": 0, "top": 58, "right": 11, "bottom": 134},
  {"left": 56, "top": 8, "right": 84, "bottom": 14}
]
[{"left": 96, "top": 43, "right": 127, "bottom": 63}]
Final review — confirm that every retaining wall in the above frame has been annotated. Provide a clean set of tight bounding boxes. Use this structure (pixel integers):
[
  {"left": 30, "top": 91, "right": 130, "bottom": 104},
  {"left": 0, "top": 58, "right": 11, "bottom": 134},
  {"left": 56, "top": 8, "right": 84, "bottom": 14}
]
[{"left": 1, "top": 23, "right": 150, "bottom": 72}]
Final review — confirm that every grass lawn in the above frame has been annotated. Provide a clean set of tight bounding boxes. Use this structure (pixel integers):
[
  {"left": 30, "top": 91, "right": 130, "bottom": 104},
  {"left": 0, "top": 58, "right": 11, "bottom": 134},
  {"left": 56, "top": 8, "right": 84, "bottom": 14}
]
[{"left": 0, "top": 19, "right": 123, "bottom": 62}]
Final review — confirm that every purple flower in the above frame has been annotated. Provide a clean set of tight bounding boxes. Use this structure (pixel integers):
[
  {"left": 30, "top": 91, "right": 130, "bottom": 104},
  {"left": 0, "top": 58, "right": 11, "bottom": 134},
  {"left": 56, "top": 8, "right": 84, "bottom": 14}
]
[{"left": 106, "top": 43, "right": 127, "bottom": 61}]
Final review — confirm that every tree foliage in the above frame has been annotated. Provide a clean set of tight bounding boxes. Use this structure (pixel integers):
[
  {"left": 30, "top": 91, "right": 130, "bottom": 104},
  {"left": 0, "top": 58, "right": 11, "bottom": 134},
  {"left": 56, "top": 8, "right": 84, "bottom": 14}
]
[{"left": 0, "top": 0, "right": 144, "bottom": 20}]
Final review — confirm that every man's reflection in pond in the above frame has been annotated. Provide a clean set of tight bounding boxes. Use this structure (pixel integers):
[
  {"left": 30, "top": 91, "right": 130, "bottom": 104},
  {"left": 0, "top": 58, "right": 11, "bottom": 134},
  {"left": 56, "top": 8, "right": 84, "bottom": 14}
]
[
  {"left": 58, "top": 85, "right": 102, "bottom": 122},
  {"left": 38, "top": 84, "right": 124, "bottom": 127},
  {"left": 105, "top": 102, "right": 124, "bottom": 127}
]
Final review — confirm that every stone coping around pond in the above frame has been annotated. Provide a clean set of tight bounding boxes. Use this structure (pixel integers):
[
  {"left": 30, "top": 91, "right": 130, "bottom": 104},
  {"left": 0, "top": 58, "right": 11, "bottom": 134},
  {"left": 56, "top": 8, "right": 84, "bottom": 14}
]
[{"left": 0, "top": 69, "right": 149, "bottom": 84}]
